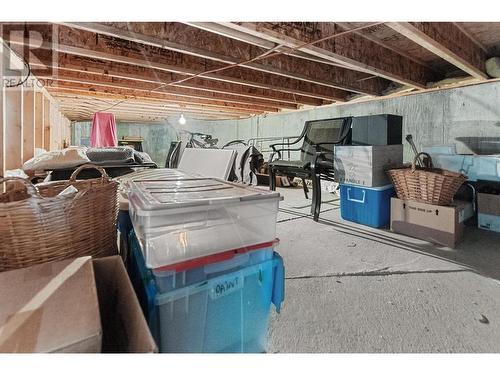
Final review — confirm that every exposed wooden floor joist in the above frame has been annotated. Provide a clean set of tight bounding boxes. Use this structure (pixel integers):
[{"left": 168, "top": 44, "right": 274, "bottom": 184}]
[
  {"left": 199, "top": 22, "right": 438, "bottom": 89},
  {"left": 386, "top": 22, "right": 488, "bottom": 79},
  {"left": 60, "top": 23, "right": 387, "bottom": 96},
  {"left": 2, "top": 22, "right": 497, "bottom": 122}
]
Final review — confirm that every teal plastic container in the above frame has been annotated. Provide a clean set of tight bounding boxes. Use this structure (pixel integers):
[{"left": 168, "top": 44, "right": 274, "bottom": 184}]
[{"left": 127, "top": 232, "right": 285, "bottom": 353}]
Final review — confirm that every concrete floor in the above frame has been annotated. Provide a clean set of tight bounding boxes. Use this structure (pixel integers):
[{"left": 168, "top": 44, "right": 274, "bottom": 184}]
[{"left": 267, "top": 186, "right": 500, "bottom": 353}]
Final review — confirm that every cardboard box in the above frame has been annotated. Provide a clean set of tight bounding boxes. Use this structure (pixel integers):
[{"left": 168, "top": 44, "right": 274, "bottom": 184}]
[
  {"left": 255, "top": 173, "right": 297, "bottom": 188},
  {"left": 334, "top": 145, "right": 403, "bottom": 187},
  {"left": 93, "top": 256, "right": 157, "bottom": 353},
  {"left": 351, "top": 114, "right": 403, "bottom": 146},
  {"left": 478, "top": 192, "right": 500, "bottom": 216},
  {"left": 390, "top": 198, "right": 473, "bottom": 248},
  {"left": 0, "top": 257, "right": 102, "bottom": 353},
  {"left": 477, "top": 192, "right": 500, "bottom": 233}
]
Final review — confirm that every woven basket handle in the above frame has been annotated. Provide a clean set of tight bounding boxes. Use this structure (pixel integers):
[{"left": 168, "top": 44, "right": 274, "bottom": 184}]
[
  {"left": 69, "top": 164, "right": 110, "bottom": 182},
  {"left": 0, "top": 177, "right": 41, "bottom": 198},
  {"left": 411, "top": 152, "right": 433, "bottom": 172}
]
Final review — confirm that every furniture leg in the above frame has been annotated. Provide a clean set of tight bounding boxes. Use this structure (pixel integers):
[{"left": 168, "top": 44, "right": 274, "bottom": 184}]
[
  {"left": 313, "top": 172, "right": 322, "bottom": 222},
  {"left": 301, "top": 178, "right": 309, "bottom": 199},
  {"left": 269, "top": 167, "right": 276, "bottom": 191},
  {"left": 310, "top": 176, "right": 316, "bottom": 215}
]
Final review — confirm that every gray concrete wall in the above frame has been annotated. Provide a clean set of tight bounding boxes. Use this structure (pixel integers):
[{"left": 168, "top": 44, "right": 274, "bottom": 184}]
[
  {"left": 71, "top": 120, "right": 179, "bottom": 166},
  {"left": 184, "top": 81, "right": 500, "bottom": 161},
  {"left": 71, "top": 81, "right": 500, "bottom": 164}
]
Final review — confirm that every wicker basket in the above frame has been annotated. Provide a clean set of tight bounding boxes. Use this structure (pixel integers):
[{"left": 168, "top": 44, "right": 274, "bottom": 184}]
[
  {"left": 0, "top": 164, "right": 119, "bottom": 271},
  {"left": 387, "top": 152, "right": 467, "bottom": 206}
]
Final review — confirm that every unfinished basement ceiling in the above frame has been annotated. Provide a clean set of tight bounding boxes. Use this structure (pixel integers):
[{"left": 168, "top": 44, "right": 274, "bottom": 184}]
[{"left": 4, "top": 22, "right": 500, "bottom": 122}]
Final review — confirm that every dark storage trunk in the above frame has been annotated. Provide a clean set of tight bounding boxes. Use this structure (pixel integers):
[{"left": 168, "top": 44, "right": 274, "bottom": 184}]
[{"left": 351, "top": 114, "right": 403, "bottom": 146}]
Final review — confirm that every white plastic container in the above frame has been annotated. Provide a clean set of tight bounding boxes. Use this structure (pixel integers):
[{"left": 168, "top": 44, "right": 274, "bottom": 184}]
[
  {"left": 128, "top": 178, "right": 281, "bottom": 269},
  {"left": 422, "top": 144, "right": 457, "bottom": 155},
  {"left": 476, "top": 156, "right": 500, "bottom": 182},
  {"left": 429, "top": 154, "right": 500, "bottom": 182}
]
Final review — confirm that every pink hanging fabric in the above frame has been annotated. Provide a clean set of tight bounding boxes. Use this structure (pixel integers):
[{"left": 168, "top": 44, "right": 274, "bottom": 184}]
[{"left": 90, "top": 112, "right": 118, "bottom": 147}]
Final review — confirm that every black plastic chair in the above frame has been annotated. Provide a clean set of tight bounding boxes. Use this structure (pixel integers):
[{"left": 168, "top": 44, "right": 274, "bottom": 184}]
[{"left": 269, "top": 117, "right": 353, "bottom": 221}]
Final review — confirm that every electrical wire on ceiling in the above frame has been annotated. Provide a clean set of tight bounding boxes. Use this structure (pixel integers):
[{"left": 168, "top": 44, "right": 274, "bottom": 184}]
[{"left": 93, "top": 22, "right": 383, "bottom": 117}]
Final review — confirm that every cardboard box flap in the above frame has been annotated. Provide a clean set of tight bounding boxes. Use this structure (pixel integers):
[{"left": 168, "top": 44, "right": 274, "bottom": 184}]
[
  {"left": 0, "top": 257, "right": 102, "bottom": 353},
  {"left": 93, "top": 256, "right": 157, "bottom": 353}
]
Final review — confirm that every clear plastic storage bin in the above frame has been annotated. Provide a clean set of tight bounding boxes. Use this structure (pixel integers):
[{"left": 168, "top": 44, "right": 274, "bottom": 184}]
[
  {"left": 128, "top": 178, "right": 281, "bottom": 268},
  {"left": 127, "top": 231, "right": 285, "bottom": 353},
  {"left": 128, "top": 230, "right": 276, "bottom": 294}
]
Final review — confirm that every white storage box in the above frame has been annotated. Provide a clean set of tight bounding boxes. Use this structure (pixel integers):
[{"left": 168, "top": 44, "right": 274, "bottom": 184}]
[
  {"left": 334, "top": 145, "right": 403, "bottom": 187},
  {"left": 128, "top": 178, "right": 281, "bottom": 269},
  {"left": 177, "top": 148, "right": 237, "bottom": 180}
]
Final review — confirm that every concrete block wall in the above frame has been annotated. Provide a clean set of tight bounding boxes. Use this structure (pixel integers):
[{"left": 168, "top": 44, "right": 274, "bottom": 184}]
[{"left": 71, "top": 81, "right": 500, "bottom": 165}]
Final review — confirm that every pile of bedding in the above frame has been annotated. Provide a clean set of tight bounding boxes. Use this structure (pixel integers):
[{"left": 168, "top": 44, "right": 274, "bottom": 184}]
[{"left": 22, "top": 146, "right": 155, "bottom": 172}]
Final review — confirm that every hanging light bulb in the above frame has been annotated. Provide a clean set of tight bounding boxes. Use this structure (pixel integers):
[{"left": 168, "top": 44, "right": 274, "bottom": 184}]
[{"left": 178, "top": 113, "right": 186, "bottom": 125}]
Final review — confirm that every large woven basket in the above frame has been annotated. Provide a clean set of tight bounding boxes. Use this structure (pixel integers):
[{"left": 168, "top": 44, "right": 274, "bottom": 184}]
[
  {"left": 0, "top": 164, "right": 119, "bottom": 271},
  {"left": 387, "top": 152, "right": 467, "bottom": 206}
]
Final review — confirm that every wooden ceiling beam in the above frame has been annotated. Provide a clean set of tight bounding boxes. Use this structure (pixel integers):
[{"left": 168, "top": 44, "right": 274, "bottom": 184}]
[
  {"left": 60, "top": 108, "right": 246, "bottom": 121},
  {"left": 53, "top": 68, "right": 297, "bottom": 111},
  {"left": 54, "top": 103, "right": 246, "bottom": 123},
  {"left": 452, "top": 23, "right": 490, "bottom": 55},
  {"left": 47, "top": 85, "right": 268, "bottom": 115},
  {"left": 7, "top": 29, "right": 347, "bottom": 102},
  {"left": 55, "top": 96, "right": 256, "bottom": 116},
  {"left": 59, "top": 105, "right": 239, "bottom": 118},
  {"left": 55, "top": 45, "right": 346, "bottom": 102},
  {"left": 186, "top": 22, "right": 357, "bottom": 70},
  {"left": 386, "top": 22, "right": 488, "bottom": 80},
  {"left": 185, "top": 22, "right": 278, "bottom": 50},
  {"left": 51, "top": 27, "right": 348, "bottom": 101},
  {"left": 55, "top": 56, "right": 326, "bottom": 106},
  {"left": 59, "top": 22, "right": 386, "bottom": 96},
  {"left": 215, "top": 22, "right": 437, "bottom": 89},
  {"left": 53, "top": 58, "right": 307, "bottom": 108},
  {"left": 65, "top": 106, "right": 243, "bottom": 120},
  {"left": 57, "top": 101, "right": 244, "bottom": 116},
  {"left": 49, "top": 89, "right": 242, "bottom": 108},
  {"left": 65, "top": 107, "right": 239, "bottom": 121},
  {"left": 30, "top": 53, "right": 326, "bottom": 107},
  {"left": 69, "top": 115, "right": 237, "bottom": 122},
  {"left": 65, "top": 111, "right": 241, "bottom": 121},
  {"left": 50, "top": 76, "right": 282, "bottom": 113},
  {"left": 334, "top": 22, "right": 437, "bottom": 72}
]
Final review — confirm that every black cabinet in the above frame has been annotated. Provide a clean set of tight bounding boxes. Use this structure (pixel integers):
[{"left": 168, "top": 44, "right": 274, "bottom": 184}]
[{"left": 351, "top": 114, "right": 403, "bottom": 146}]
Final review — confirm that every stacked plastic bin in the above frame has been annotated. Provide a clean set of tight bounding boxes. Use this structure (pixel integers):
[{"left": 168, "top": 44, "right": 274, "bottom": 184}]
[{"left": 126, "top": 174, "right": 284, "bottom": 353}]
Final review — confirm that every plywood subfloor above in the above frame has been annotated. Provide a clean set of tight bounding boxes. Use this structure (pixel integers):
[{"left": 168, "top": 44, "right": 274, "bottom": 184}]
[{"left": 4, "top": 21, "right": 500, "bottom": 121}]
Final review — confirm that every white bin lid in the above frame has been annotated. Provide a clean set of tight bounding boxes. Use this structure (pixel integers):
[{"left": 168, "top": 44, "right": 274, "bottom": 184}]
[
  {"left": 116, "top": 168, "right": 194, "bottom": 185},
  {"left": 128, "top": 178, "right": 281, "bottom": 213}
]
